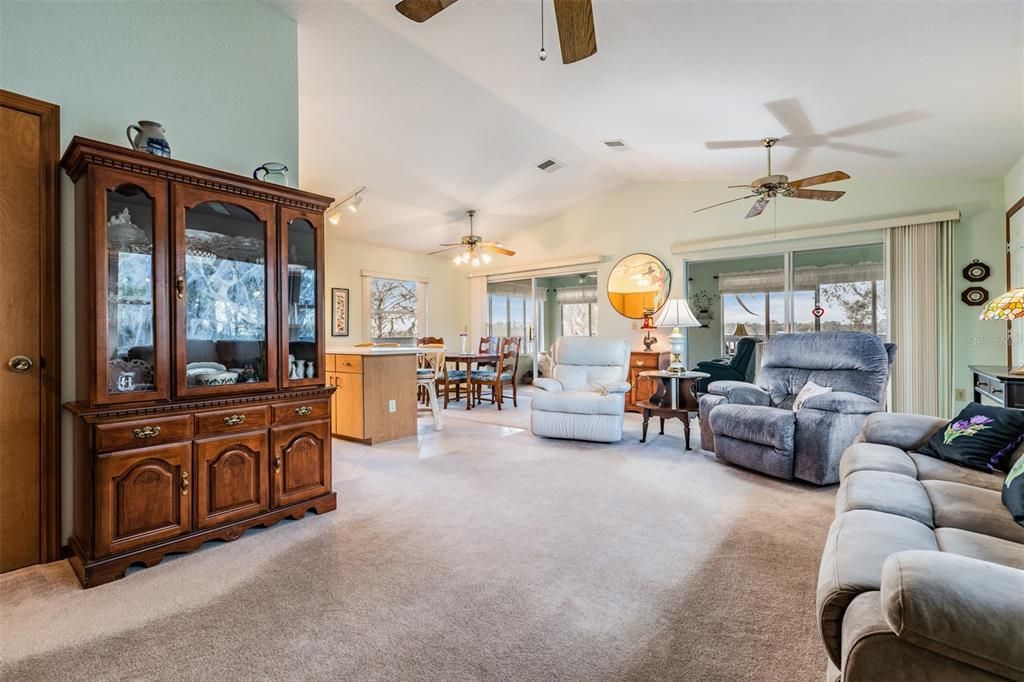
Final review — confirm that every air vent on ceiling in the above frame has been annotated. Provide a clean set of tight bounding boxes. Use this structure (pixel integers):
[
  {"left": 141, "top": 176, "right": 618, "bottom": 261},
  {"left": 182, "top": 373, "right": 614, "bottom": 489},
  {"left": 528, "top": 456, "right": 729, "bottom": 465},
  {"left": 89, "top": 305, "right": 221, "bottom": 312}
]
[
  {"left": 602, "top": 139, "right": 629, "bottom": 150},
  {"left": 536, "top": 158, "right": 564, "bottom": 173}
]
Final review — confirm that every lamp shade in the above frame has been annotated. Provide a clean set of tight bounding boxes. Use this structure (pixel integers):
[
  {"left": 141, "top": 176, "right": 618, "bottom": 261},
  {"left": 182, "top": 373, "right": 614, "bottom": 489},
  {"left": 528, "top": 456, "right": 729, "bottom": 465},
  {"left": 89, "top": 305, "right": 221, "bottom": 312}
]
[
  {"left": 733, "top": 323, "right": 749, "bottom": 337},
  {"left": 654, "top": 298, "right": 701, "bottom": 328},
  {"left": 979, "top": 288, "right": 1024, "bottom": 321}
]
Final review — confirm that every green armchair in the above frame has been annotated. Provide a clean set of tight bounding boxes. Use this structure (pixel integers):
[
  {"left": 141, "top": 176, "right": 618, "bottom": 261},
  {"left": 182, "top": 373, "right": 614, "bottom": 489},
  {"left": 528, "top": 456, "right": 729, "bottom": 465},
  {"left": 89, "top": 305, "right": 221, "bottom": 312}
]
[{"left": 695, "top": 337, "right": 761, "bottom": 393}]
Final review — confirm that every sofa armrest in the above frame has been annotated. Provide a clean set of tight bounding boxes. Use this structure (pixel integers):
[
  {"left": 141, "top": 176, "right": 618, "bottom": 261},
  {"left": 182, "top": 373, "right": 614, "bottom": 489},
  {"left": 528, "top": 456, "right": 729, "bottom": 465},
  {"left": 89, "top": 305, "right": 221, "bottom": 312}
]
[
  {"left": 858, "top": 413, "right": 947, "bottom": 450},
  {"left": 802, "top": 391, "right": 882, "bottom": 415},
  {"left": 591, "top": 380, "right": 631, "bottom": 395},
  {"left": 707, "top": 380, "right": 770, "bottom": 406},
  {"left": 881, "top": 551, "right": 1024, "bottom": 680},
  {"left": 532, "top": 378, "right": 563, "bottom": 393}
]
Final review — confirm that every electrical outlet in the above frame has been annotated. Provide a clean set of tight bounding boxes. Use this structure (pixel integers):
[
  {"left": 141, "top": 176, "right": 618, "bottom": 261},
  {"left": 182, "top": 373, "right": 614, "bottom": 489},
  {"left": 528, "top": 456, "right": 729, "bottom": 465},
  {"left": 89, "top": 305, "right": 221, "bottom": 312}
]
[
  {"left": 388, "top": 399, "right": 397, "bottom": 413},
  {"left": 955, "top": 388, "right": 966, "bottom": 401}
]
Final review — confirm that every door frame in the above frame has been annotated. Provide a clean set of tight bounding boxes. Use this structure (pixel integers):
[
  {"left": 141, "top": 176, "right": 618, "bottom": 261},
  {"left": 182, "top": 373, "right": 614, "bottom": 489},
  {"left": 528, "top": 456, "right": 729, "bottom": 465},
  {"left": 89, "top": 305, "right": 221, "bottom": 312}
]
[
  {"left": 0, "top": 90, "right": 62, "bottom": 564},
  {"left": 1008, "top": 196, "right": 1023, "bottom": 368}
]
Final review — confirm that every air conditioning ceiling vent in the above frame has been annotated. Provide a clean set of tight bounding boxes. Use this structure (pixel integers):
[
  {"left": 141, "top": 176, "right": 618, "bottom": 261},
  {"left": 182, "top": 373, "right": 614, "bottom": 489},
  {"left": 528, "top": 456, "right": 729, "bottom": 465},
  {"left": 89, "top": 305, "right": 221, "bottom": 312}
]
[{"left": 536, "top": 158, "right": 564, "bottom": 173}]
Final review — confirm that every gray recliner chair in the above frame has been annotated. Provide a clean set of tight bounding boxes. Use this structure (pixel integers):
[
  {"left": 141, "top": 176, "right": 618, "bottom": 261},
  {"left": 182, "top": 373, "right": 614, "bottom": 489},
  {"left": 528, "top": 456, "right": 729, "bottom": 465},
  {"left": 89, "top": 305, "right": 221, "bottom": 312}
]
[{"left": 698, "top": 332, "right": 896, "bottom": 485}]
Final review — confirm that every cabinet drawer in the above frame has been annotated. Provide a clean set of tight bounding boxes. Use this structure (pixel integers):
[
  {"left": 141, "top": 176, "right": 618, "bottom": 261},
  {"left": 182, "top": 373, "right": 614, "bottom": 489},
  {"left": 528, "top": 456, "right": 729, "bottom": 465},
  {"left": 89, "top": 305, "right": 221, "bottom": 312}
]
[
  {"left": 95, "top": 414, "right": 193, "bottom": 452},
  {"left": 631, "top": 354, "right": 661, "bottom": 369},
  {"left": 334, "top": 354, "right": 363, "bottom": 374},
  {"left": 195, "top": 405, "right": 270, "bottom": 435},
  {"left": 272, "top": 398, "right": 330, "bottom": 425}
]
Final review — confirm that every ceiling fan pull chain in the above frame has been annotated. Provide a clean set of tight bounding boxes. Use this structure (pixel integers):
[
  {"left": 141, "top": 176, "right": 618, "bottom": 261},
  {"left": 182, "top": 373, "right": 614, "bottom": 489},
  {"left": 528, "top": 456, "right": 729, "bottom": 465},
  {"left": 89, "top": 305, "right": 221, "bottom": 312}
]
[{"left": 538, "top": 0, "right": 548, "bottom": 61}]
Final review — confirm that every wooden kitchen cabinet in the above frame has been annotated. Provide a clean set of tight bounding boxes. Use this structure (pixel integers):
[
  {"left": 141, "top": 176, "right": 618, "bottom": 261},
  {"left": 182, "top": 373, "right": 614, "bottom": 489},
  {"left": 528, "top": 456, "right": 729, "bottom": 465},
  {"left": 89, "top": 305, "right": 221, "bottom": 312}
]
[{"left": 327, "top": 351, "right": 417, "bottom": 444}]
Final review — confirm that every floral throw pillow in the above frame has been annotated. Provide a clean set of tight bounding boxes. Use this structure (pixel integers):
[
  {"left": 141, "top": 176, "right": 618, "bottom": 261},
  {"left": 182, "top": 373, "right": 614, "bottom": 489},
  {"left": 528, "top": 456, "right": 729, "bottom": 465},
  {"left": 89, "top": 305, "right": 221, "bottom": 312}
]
[{"left": 917, "top": 403, "right": 1024, "bottom": 473}]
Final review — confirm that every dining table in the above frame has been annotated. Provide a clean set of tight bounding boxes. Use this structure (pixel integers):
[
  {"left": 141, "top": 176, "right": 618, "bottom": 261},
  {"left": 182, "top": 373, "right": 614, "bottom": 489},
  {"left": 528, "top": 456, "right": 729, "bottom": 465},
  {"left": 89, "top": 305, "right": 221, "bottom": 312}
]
[{"left": 444, "top": 352, "right": 499, "bottom": 410}]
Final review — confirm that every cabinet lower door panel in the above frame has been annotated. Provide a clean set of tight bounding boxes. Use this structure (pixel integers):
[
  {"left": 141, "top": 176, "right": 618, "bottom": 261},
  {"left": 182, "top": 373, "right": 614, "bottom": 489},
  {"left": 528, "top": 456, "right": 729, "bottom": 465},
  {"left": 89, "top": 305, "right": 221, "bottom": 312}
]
[
  {"left": 334, "top": 372, "right": 363, "bottom": 438},
  {"left": 194, "top": 431, "right": 269, "bottom": 529},
  {"left": 95, "top": 443, "right": 192, "bottom": 558},
  {"left": 272, "top": 420, "right": 331, "bottom": 507}
]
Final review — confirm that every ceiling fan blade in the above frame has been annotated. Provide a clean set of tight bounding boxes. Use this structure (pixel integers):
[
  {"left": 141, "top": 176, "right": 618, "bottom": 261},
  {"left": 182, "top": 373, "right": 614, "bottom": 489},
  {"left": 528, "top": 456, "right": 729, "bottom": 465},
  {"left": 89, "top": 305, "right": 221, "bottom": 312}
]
[
  {"left": 786, "top": 188, "right": 845, "bottom": 202},
  {"left": 788, "top": 146, "right": 811, "bottom": 171},
  {"left": 483, "top": 244, "right": 515, "bottom": 256},
  {"left": 788, "top": 171, "right": 851, "bottom": 189},
  {"left": 693, "top": 195, "right": 756, "bottom": 213},
  {"left": 705, "top": 139, "right": 764, "bottom": 150},
  {"left": 764, "top": 98, "right": 814, "bottom": 136},
  {"left": 429, "top": 246, "right": 461, "bottom": 255},
  {"left": 395, "top": 0, "right": 458, "bottom": 22},
  {"left": 828, "top": 142, "right": 901, "bottom": 159},
  {"left": 553, "top": 0, "right": 597, "bottom": 64},
  {"left": 826, "top": 111, "right": 929, "bottom": 138},
  {"left": 727, "top": 184, "right": 755, "bottom": 189},
  {"left": 746, "top": 198, "right": 769, "bottom": 219}
]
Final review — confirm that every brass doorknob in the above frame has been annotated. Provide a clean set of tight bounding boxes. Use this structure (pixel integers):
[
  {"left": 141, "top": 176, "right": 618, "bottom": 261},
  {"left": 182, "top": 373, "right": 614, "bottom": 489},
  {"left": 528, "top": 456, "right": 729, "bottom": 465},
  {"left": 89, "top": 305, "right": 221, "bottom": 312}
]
[{"left": 8, "top": 355, "right": 32, "bottom": 372}]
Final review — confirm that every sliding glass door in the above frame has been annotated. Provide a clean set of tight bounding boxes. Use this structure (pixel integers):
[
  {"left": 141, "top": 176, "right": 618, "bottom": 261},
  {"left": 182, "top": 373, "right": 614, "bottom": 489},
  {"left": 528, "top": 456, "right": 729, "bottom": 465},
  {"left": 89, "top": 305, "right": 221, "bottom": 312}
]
[{"left": 684, "top": 243, "right": 886, "bottom": 365}]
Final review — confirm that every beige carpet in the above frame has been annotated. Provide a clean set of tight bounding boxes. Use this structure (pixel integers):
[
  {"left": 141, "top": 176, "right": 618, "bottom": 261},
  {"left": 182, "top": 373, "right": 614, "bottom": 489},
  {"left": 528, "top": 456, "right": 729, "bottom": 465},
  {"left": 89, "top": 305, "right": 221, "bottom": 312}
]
[{"left": 0, "top": 412, "right": 836, "bottom": 681}]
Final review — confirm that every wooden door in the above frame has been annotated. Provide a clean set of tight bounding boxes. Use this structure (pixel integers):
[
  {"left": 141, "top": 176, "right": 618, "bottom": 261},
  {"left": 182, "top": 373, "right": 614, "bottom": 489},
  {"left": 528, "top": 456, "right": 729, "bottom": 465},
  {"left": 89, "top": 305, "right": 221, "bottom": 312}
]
[
  {"left": 95, "top": 443, "right": 191, "bottom": 557},
  {"left": 271, "top": 420, "right": 331, "bottom": 507},
  {"left": 0, "top": 91, "right": 60, "bottom": 572},
  {"left": 194, "top": 432, "right": 269, "bottom": 529},
  {"left": 279, "top": 207, "right": 325, "bottom": 389}
]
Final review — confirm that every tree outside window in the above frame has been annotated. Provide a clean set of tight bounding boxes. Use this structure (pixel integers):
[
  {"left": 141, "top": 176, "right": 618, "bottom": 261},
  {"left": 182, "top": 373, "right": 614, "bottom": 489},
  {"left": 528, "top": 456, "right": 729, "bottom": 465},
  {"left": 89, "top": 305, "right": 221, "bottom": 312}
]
[{"left": 370, "top": 277, "right": 418, "bottom": 340}]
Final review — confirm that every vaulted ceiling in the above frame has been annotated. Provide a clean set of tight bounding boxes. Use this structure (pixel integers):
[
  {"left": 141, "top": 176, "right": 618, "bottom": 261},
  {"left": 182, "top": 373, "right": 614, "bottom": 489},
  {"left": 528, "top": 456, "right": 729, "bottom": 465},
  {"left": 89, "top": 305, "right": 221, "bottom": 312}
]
[{"left": 271, "top": 0, "right": 1023, "bottom": 253}]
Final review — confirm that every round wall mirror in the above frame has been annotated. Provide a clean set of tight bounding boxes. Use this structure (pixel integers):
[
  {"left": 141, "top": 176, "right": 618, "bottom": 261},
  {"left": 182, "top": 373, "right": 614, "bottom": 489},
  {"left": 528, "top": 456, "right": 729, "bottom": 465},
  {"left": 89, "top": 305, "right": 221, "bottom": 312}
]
[{"left": 607, "top": 253, "right": 671, "bottom": 319}]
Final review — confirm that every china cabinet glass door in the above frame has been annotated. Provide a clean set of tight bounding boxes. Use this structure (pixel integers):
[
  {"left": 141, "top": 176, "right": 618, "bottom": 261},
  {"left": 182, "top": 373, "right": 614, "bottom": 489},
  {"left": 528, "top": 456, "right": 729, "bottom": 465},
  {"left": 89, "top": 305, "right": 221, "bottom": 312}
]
[
  {"left": 95, "top": 168, "right": 169, "bottom": 404},
  {"left": 173, "top": 185, "right": 277, "bottom": 396},
  {"left": 280, "top": 208, "right": 323, "bottom": 387}
]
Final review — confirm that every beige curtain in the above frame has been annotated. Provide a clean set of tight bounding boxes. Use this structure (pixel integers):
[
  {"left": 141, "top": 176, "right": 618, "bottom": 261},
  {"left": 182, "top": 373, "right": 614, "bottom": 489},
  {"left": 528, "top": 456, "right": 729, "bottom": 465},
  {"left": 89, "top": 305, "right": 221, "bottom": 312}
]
[{"left": 887, "top": 221, "right": 955, "bottom": 417}]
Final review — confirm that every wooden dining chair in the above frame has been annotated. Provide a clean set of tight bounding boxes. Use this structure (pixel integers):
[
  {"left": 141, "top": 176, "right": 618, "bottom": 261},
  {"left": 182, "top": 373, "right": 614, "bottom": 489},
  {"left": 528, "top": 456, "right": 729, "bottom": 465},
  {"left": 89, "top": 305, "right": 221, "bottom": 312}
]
[
  {"left": 418, "top": 336, "right": 444, "bottom": 346},
  {"left": 416, "top": 347, "right": 445, "bottom": 430},
  {"left": 416, "top": 339, "right": 445, "bottom": 405},
  {"left": 471, "top": 337, "right": 520, "bottom": 410}
]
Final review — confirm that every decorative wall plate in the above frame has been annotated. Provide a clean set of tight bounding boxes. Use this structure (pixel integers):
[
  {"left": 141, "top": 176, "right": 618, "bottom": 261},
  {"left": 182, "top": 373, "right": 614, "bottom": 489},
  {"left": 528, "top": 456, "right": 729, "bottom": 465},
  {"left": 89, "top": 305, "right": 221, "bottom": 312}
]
[
  {"left": 961, "top": 286, "right": 989, "bottom": 306},
  {"left": 962, "top": 260, "right": 990, "bottom": 282}
]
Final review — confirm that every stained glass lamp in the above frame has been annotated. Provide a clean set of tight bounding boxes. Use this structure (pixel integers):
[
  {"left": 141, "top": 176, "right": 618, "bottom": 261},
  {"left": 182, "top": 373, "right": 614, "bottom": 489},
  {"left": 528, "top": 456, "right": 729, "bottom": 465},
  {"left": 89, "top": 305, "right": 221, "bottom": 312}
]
[{"left": 979, "top": 288, "right": 1024, "bottom": 375}]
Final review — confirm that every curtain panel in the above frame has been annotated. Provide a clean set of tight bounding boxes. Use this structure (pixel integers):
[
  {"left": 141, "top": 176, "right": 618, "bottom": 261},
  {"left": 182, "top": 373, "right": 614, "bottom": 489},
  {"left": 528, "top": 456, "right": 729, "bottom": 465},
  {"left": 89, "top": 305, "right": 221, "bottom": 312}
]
[{"left": 886, "top": 221, "right": 954, "bottom": 417}]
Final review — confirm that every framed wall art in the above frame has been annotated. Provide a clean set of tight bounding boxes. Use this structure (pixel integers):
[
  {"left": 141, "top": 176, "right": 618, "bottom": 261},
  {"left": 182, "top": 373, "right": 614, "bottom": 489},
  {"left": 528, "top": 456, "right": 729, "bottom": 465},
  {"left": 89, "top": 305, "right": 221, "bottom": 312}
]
[{"left": 332, "top": 287, "right": 349, "bottom": 336}]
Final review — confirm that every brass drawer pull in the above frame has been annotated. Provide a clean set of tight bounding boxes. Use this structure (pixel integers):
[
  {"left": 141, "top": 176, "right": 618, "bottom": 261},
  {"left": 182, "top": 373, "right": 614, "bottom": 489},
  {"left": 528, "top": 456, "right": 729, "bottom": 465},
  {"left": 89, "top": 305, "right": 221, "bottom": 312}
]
[
  {"left": 133, "top": 425, "right": 161, "bottom": 439},
  {"left": 223, "top": 414, "right": 246, "bottom": 426},
  {"left": 294, "top": 406, "right": 313, "bottom": 416},
  {"left": 273, "top": 455, "right": 282, "bottom": 473},
  {"left": 181, "top": 471, "right": 189, "bottom": 496}
]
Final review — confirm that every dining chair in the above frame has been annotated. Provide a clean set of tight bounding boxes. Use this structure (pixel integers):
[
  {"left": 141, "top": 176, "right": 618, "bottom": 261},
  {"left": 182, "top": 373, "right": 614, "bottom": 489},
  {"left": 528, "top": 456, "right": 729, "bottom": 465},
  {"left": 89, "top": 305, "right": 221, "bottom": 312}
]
[
  {"left": 416, "top": 346, "right": 445, "bottom": 430},
  {"left": 418, "top": 336, "right": 444, "bottom": 346},
  {"left": 416, "top": 338, "right": 445, "bottom": 405},
  {"left": 471, "top": 337, "right": 520, "bottom": 410}
]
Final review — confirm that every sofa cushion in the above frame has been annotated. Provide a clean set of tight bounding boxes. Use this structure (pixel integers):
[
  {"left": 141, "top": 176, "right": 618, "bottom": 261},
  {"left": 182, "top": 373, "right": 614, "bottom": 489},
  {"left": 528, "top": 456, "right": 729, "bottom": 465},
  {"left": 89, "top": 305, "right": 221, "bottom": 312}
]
[
  {"left": 835, "top": 471, "right": 934, "bottom": 527},
  {"left": 922, "top": 480, "right": 1024, "bottom": 544},
  {"left": 839, "top": 443, "right": 918, "bottom": 480},
  {"left": 917, "top": 403, "right": 1024, "bottom": 473},
  {"left": 934, "top": 528, "right": 1024, "bottom": 570},
  {"left": 708, "top": 404, "right": 795, "bottom": 451},
  {"left": 908, "top": 452, "right": 1003, "bottom": 492},
  {"left": 530, "top": 390, "right": 624, "bottom": 416}
]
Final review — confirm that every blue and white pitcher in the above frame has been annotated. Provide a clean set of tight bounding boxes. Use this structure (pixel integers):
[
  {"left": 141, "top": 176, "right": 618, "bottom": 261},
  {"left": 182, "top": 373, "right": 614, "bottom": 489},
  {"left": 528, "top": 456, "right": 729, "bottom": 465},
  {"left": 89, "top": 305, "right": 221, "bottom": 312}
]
[{"left": 126, "top": 121, "right": 171, "bottom": 157}]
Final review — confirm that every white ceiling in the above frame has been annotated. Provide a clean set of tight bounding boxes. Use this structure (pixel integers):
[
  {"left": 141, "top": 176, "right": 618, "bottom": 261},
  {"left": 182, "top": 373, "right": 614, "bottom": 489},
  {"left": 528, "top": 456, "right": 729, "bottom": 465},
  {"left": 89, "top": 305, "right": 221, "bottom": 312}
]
[{"left": 272, "top": 0, "right": 1023, "bottom": 253}]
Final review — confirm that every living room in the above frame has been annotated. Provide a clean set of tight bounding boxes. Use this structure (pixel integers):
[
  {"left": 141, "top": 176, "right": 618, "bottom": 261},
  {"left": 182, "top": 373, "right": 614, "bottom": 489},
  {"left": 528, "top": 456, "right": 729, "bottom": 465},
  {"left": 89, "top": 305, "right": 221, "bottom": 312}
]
[{"left": 1, "top": 1, "right": 1022, "bottom": 680}]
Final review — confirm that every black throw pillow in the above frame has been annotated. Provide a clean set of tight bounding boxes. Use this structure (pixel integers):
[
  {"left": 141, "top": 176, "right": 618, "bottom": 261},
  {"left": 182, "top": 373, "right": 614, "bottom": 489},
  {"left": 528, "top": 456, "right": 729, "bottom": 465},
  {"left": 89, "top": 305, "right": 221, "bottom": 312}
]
[
  {"left": 1002, "top": 448, "right": 1024, "bottom": 526},
  {"left": 917, "top": 403, "right": 1024, "bottom": 473}
]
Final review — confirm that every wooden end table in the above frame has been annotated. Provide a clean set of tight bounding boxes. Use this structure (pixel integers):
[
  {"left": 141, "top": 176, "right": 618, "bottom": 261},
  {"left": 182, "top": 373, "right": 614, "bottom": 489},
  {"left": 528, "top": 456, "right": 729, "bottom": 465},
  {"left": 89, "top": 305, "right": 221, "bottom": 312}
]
[{"left": 636, "top": 370, "right": 710, "bottom": 450}]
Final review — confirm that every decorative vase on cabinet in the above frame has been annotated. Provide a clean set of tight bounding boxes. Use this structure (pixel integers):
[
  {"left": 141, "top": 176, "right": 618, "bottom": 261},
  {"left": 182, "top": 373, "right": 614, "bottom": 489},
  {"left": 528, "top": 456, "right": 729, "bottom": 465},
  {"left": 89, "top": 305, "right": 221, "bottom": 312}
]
[{"left": 61, "top": 137, "right": 336, "bottom": 588}]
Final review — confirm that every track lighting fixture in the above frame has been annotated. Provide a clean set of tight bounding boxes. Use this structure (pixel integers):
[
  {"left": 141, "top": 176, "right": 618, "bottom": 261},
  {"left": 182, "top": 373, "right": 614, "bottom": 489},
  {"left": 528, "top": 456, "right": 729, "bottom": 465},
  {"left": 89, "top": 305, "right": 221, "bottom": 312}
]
[{"left": 326, "top": 186, "right": 366, "bottom": 225}]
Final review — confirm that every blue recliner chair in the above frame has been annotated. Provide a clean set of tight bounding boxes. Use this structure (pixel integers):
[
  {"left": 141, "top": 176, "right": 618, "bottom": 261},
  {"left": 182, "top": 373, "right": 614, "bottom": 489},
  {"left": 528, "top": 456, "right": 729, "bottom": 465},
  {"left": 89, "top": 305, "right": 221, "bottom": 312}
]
[
  {"left": 698, "top": 332, "right": 896, "bottom": 485},
  {"left": 694, "top": 337, "right": 761, "bottom": 393}
]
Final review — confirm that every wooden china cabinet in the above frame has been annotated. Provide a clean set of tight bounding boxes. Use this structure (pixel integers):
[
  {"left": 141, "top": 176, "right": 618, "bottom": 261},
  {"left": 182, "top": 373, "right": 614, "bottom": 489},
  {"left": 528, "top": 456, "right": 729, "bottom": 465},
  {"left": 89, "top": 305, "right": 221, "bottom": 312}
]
[{"left": 61, "top": 138, "right": 336, "bottom": 587}]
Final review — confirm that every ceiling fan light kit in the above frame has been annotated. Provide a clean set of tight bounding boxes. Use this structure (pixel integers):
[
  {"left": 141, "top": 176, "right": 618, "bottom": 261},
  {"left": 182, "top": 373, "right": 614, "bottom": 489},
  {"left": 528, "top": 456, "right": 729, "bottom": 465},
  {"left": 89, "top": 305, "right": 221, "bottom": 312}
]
[
  {"left": 431, "top": 209, "right": 516, "bottom": 267},
  {"left": 695, "top": 138, "right": 851, "bottom": 218}
]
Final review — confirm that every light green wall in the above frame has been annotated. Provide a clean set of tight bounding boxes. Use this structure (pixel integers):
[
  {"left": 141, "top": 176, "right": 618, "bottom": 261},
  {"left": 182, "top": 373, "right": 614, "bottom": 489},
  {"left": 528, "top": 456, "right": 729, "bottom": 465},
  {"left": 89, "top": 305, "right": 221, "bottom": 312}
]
[
  {"left": 481, "top": 177, "right": 1009, "bottom": 414},
  {"left": 1, "top": 0, "right": 299, "bottom": 542}
]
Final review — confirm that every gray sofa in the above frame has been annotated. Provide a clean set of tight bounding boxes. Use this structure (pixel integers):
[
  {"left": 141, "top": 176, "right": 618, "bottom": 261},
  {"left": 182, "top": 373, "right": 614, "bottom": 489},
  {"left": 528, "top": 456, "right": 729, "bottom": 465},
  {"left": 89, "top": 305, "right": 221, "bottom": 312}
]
[
  {"left": 818, "top": 412, "right": 1024, "bottom": 681},
  {"left": 698, "top": 331, "right": 895, "bottom": 485}
]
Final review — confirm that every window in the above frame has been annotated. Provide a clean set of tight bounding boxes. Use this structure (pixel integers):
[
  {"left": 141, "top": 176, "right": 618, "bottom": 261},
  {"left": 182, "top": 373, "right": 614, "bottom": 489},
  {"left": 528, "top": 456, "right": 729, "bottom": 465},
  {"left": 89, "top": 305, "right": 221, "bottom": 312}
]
[
  {"left": 561, "top": 302, "right": 598, "bottom": 337},
  {"left": 486, "top": 280, "right": 535, "bottom": 353},
  {"left": 363, "top": 274, "right": 427, "bottom": 343}
]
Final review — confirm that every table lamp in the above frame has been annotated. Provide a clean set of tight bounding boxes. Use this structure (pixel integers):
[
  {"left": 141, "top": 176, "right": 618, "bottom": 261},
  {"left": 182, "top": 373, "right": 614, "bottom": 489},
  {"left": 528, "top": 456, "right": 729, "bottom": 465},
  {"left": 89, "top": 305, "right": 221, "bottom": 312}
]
[
  {"left": 733, "top": 323, "right": 750, "bottom": 338},
  {"left": 640, "top": 312, "right": 658, "bottom": 351},
  {"left": 980, "top": 287, "right": 1024, "bottom": 375},
  {"left": 654, "top": 298, "right": 701, "bottom": 372}
]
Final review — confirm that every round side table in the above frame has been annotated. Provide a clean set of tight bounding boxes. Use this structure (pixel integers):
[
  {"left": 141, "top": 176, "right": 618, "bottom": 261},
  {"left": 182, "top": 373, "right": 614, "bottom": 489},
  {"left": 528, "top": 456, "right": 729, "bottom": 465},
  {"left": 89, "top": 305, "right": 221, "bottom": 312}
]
[{"left": 636, "top": 370, "right": 710, "bottom": 450}]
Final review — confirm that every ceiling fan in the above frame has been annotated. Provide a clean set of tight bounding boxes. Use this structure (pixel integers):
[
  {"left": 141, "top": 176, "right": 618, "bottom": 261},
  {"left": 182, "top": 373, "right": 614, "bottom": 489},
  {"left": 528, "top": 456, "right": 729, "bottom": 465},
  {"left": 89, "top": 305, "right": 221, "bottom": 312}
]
[
  {"left": 694, "top": 138, "right": 850, "bottom": 219},
  {"left": 430, "top": 210, "right": 515, "bottom": 266},
  {"left": 394, "top": 0, "right": 598, "bottom": 64}
]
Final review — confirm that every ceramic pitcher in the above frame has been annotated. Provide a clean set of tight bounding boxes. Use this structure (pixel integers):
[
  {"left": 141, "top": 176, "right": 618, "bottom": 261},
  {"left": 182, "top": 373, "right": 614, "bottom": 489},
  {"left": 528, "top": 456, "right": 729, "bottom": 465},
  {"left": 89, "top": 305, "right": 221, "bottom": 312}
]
[{"left": 126, "top": 121, "right": 171, "bottom": 157}]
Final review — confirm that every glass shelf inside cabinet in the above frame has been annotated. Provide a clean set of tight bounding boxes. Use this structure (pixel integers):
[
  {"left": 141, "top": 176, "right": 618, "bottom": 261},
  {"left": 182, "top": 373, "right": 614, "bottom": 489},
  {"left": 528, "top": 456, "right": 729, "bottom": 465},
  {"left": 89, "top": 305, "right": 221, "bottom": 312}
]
[
  {"left": 286, "top": 219, "right": 317, "bottom": 380},
  {"left": 106, "top": 186, "right": 156, "bottom": 395},
  {"left": 184, "top": 202, "right": 268, "bottom": 388}
]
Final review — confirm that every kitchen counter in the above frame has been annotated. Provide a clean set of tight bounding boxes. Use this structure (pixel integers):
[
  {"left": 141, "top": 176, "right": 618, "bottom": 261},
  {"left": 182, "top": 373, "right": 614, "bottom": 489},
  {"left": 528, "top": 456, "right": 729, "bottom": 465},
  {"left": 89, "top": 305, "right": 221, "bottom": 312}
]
[
  {"left": 328, "top": 346, "right": 422, "bottom": 356},
  {"left": 326, "top": 351, "right": 418, "bottom": 443}
]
